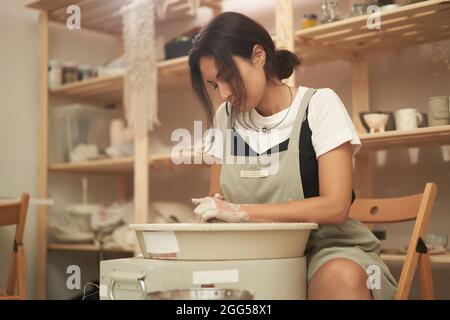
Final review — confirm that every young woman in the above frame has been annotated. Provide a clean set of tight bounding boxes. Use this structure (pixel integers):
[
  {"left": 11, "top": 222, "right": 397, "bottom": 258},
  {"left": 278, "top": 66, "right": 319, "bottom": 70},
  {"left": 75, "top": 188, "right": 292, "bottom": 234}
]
[{"left": 188, "top": 12, "right": 397, "bottom": 300}]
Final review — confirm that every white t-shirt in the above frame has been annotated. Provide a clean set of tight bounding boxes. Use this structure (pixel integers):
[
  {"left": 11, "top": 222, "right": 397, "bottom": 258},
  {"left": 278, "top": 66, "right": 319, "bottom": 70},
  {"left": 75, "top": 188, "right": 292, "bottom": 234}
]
[{"left": 203, "top": 86, "right": 361, "bottom": 160}]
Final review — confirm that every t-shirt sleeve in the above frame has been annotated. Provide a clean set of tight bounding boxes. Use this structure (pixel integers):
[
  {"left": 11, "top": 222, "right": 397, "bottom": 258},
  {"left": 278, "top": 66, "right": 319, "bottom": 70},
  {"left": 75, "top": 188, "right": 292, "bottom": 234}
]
[
  {"left": 202, "top": 102, "right": 228, "bottom": 160},
  {"left": 308, "top": 88, "right": 361, "bottom": 158}
]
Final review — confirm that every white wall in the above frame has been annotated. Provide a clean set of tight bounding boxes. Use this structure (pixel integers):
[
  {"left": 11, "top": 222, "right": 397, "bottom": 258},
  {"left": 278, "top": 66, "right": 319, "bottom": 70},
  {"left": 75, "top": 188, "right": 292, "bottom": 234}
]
[{"left": 1, "top": 0, "right": 449, "bottom": 299}]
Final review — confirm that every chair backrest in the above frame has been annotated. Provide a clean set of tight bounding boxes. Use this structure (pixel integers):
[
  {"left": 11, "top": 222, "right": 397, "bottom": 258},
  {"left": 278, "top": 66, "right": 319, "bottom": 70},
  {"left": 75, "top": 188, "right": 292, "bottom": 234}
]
[
  {"left": 349, "top": 183, "right": 438, "bottom": 300},
  {"left": 0, "top": 193, "right": 30, "bottom": 299},
  {"left": 0, "top": 193, "right": 29, "bottom": 244}
]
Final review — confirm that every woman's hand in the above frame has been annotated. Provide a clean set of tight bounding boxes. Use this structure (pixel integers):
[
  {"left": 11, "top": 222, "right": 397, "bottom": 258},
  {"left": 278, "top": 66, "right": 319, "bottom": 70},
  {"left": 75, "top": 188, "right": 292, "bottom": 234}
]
[{"left": 191, "top": 194, "right": 250, "bottom": 223}]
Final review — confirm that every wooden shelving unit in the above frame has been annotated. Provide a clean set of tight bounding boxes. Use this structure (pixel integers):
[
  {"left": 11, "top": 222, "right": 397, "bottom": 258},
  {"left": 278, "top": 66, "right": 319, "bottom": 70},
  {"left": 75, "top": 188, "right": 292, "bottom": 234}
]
[
  {"left": 48, "top": 152, "right": 206, "bottom": 174},
  {"left": 27, "top": 0, "right": 224, "bottom": 299},
  {"left": 381, "top": 252, "right": 450, "bottom": 264},
  {"left": 49, "top": 73, "right": 123, "bottom": 103},
  {"left": 48, "top": 56, "right": 190, "bottom": 102},
  {"left": 48, "top": 242, "right": 133, "bottom": 253},
  {"left": 26, "top": 0, "right": 223, "bottom": 34},
  {"left": 360, "top": 125, "right": 450, "bottom": 150},
  {"left": 295, "top": 0, "right": 450, "bottom": 65},
  {"left": 27, "top": 0, "right": 450, "bottom": 299}
]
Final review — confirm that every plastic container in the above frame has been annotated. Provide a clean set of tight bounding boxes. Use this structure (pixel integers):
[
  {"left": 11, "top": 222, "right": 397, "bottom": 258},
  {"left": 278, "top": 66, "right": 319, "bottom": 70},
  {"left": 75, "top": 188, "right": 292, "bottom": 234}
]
[
  {"left": 50, "top": 104, "right": 119, "bottom": 163},
  {"left": 64, "top": 204, "right": 102, "bottom": 232},
  {"left": 48, "top": 60, "right": 62, "bottom": 88},
  {"left": 77, "top": 64, "right": 93, "bottom": 81},
  {"left": 62, "top": 62, "right": 78, "bottom": 84},
  {"left": 321, "top": 0, "right": 341, "bottom": 23},
  {"left": 301, "top": 14, "right": 318, "bottom": 29},
  {"left": 165, "top": 36, "right": 193, "bottom": 59},
  {"left": 129, "top": 222, "right": 318, "bottom": 261}
]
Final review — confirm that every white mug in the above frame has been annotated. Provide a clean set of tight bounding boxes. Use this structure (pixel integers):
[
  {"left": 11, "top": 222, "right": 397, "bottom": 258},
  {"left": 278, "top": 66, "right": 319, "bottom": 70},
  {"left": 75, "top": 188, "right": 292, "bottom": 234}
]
[{"left": 394, "top": 108, "right": 423, "bottom": 131}]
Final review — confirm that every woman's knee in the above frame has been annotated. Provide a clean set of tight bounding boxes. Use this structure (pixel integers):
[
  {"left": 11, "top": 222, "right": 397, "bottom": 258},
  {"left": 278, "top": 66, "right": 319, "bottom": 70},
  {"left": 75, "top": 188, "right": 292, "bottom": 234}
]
[
  {"left": 308, "top": 258, "right": 371, "bottom": 299},
  {"left": 319, "top": 259, "right": 367, "bottom": 287}
]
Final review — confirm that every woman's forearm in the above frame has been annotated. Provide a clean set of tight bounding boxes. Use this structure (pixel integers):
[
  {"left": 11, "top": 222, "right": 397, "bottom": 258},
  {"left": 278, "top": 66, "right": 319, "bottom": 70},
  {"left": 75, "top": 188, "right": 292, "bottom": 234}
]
[{"left": 243, "top": 195, "right": 350, "bottom": 224}]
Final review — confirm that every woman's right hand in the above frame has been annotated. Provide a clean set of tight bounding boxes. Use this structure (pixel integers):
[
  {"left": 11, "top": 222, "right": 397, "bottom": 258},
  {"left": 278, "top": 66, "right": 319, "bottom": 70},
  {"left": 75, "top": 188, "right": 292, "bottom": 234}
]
[{"left": 191, "top": 194, "right": 249, "bottom": 223}]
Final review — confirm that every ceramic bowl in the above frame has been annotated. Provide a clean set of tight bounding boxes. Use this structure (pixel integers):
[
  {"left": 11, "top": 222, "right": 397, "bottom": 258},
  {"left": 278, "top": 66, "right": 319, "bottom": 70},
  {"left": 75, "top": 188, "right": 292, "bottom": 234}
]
[
  {"left": 359, "top": 111, "right": 396, "bottom": 132},
  {"left": 425, "top": 234, "right": 448, "bottom": 250},
  {"left": 130, "top": 223, "right": 318, "bottom": 260},
  {"left": 363, "top": 113, "right": 389, "bottom": 133}
]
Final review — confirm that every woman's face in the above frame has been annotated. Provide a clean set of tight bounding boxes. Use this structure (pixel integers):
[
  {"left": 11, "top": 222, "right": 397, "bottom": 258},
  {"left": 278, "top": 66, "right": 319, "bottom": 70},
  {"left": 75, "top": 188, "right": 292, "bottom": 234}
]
[{"left": 199, "top": 45, "right": 267, "bottom": 112}]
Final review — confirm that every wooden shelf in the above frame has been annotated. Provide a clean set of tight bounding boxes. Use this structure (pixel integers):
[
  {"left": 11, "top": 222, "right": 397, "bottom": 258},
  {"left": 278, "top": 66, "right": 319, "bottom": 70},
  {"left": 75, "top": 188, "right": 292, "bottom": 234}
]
[
  {"left": 46, "top": 126, "right": 450, "bottom": 174},
  {"left": 295, "top": 0, "right": 450, "bottom": 64},
  {"left": 158, "top": 56, "right": 190, "bottom": 85},
  {"left": 26, "top": 0, "right": 223, "bottom": 35},
  {"left": 359, "top": 125, "right": 450, "bottom": 151},
  {"left": 48, "top": 152, "right": 207, "bottom": 174},
  {"left": 48, "top": 242, "right": 133, "bottom": 253},
  {"left": 49, "top": 56, "right": 189, "bottom": 102},
  {"left": 381, "top": 251, "right": 450, "bottom": 264},
  {"left": 49, "top": 73, "right": 123, "bottom": 103}
]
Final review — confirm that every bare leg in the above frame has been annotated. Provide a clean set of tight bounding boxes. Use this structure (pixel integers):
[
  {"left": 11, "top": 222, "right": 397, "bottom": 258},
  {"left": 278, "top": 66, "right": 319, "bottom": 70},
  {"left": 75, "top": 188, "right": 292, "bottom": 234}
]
[{"left": 308, "top": 258, "right": 372, "bottom": 300}]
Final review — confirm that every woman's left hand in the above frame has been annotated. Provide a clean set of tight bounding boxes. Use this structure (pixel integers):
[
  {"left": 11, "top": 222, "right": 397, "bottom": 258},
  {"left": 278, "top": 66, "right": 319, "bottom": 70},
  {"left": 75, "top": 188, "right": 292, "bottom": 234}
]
[{"left": 191, "top": 194, "right": 250, "bottom": 223}]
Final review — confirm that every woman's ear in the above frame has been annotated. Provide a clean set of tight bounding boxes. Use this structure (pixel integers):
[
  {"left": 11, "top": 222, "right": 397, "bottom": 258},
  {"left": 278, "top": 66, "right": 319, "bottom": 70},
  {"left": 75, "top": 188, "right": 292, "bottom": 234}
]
[{"left": 251, "top": 44, "right": 266, "bottom": 66}]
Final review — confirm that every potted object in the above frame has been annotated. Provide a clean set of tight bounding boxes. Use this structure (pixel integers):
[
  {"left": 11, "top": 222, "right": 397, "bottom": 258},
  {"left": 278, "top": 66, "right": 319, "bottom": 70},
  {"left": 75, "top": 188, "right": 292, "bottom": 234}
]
[
  {"left": 164, "top": 27, "right": 201, "bottom": 60},
  {"left": 359, "top": 111, "right": 395, "bottom": 133},
  {"left": 363, "top": 113, "right": 389, "bottom": 133}
]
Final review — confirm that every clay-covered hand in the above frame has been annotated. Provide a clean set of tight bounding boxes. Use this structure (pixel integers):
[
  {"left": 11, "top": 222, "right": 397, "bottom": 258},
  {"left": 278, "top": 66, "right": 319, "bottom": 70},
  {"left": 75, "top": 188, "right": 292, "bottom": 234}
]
[{"left": 191, "top": 194, "right": 249, "bottom": 223}]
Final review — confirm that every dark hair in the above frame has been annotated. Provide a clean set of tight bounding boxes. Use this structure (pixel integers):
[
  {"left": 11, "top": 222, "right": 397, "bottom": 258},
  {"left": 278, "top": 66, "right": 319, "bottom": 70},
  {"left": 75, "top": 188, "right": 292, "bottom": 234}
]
[{"left": 188, "top": 12, "right": 301, "bottom": 125}]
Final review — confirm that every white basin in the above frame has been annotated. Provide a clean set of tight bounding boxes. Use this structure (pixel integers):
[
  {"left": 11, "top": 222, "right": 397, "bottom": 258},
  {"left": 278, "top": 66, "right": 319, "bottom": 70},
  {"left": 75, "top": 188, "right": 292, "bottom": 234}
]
[{"left": 129, "top": 223, "right": 318, "bottom": 261}]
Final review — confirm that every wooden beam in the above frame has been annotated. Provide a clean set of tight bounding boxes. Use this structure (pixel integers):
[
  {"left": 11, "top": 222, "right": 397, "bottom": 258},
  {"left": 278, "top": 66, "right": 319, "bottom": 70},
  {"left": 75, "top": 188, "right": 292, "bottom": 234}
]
[
  {"left": 351, "top": 55, "right": 370, "bottom": 134},
  {"left": 296, "top": 37, "right": 356, "bottom": 61},
  {"left": 204, "top": 0, "right": 223, "bottom": 17},
  {"left": 275, "top": 0, "right": 295, "bottom": 86},
  {"left": 26, "top": 0, "right": 78, "bottom": 11},
  {"left": 36, "top": 11, "right": 49, "bottom": 300},
  {"left": 352, "top": 56, "right": 372, "bottom": 228},
  {"left": 354, "top": 151, "right": 373, "bottom": 199}
]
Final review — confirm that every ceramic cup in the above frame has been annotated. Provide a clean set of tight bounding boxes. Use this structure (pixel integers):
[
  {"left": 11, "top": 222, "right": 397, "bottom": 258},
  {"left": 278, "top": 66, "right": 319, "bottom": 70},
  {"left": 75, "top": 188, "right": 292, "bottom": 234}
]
[
  {"left": 419, "top": 113, "right": 428, "bottom": 128},
  {"left": 359, "top": 111, "right": 396, "bottom": 132},
  {"left": 363, "top": 113, "right": 389, "bottom": 133},
  {"left": 394, "top": 108, "right": 423, "bottom": 130},
  {"left": 428, "top": 96, "right": 449, "bottom": 127}
]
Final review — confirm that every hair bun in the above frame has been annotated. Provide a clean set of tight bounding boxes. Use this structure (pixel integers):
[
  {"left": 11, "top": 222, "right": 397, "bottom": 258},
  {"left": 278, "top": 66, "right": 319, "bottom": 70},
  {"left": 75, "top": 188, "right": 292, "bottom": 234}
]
[{"left": 275, "top": 49, "right": 301, "bottom": 80}]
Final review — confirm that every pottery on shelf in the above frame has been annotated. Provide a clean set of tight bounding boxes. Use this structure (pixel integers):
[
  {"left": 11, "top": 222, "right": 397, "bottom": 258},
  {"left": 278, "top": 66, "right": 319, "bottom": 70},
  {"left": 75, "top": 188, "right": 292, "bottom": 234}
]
[
  {"left": 363, "top": 113, "right": 389, "bottom": 133},
  {"left": 359, "top": 111, "right": 396, "bottom": 133}
]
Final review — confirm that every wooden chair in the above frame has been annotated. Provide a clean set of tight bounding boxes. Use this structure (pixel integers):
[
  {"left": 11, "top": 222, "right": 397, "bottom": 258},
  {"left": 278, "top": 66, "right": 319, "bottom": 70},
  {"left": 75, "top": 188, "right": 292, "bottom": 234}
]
[
  {"left": 349, "top": 183, "right": 438, "bottom": 300},
  {"left": 0, "top": 193, "right": 30, "bottom": 300}
]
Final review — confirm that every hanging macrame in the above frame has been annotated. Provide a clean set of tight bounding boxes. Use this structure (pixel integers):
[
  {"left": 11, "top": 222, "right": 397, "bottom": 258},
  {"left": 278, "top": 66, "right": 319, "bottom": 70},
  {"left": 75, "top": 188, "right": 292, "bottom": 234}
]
[
  {"left": 121, "top": 0, "right": 161, "bottom": 135},
  {"left": 120, "top": 0, "right": 201, "bottom": 135}
]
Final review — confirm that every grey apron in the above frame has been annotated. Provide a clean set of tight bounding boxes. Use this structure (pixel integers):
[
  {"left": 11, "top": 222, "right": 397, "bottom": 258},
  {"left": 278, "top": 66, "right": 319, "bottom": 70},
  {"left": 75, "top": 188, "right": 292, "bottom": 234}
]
[{"left": 220, "top": 88, "right": 397, "bottom": 300}]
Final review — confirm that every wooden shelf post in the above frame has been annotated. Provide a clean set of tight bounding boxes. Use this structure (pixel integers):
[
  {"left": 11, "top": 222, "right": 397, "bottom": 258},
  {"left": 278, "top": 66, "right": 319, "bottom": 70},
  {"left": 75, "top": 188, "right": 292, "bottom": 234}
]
[
  {"left": 352, "top": 54, "right": 370, "bottom": 134},
  {"left": 352, "top": 54, "right": 374, "bottom": 229},
  {"left": 36, "top": 11, "right": 49, "bottom": 300},
  {"left": 133, "top": 103, "right": 149, "bottom": 254},
  {"left": 275, "top": 0, "right": 295, "bottom": 86}
]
